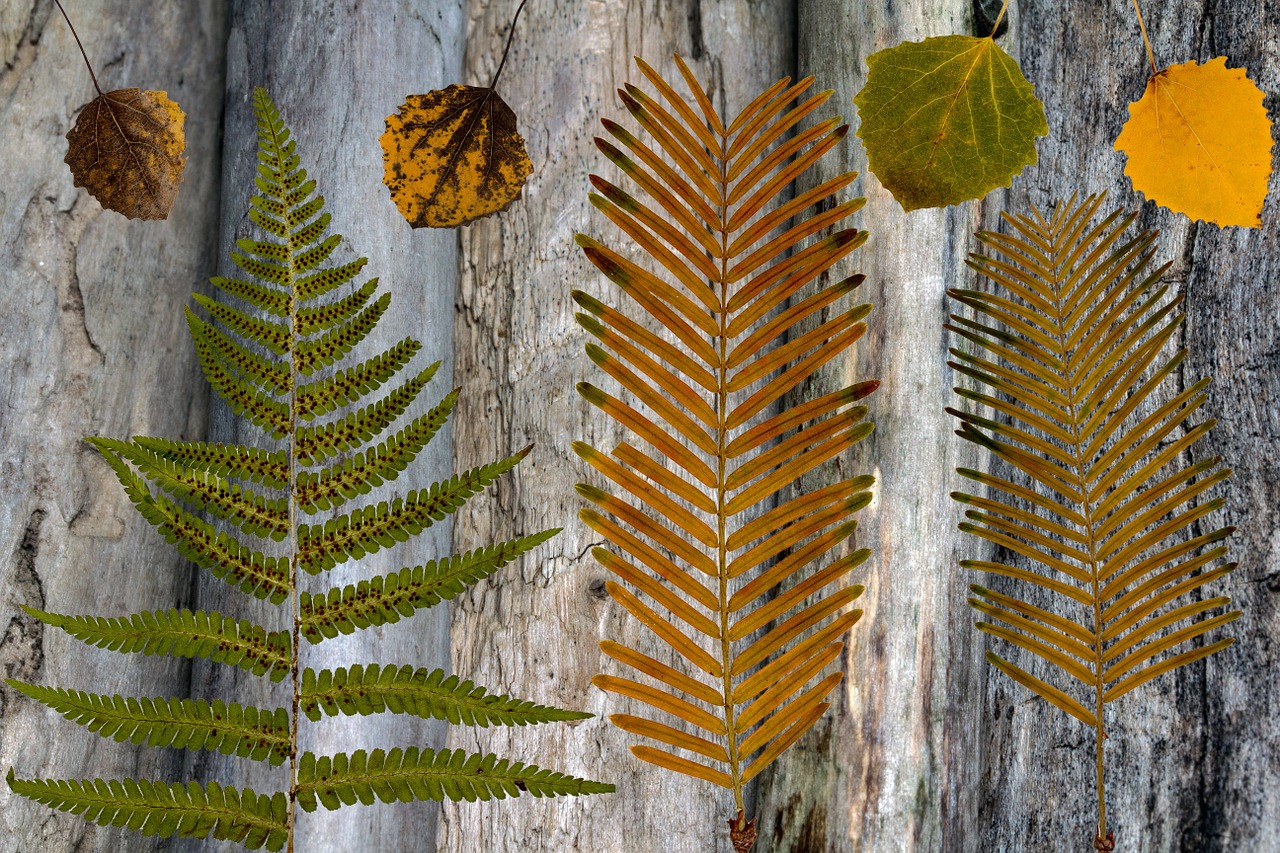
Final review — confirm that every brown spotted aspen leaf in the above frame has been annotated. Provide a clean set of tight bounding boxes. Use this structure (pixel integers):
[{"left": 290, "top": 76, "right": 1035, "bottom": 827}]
[
  {"left": 1115, "top": 57, "right": 1273, "bottom": 227},
  {"left": 380, "top": 0, "right": 532, "bottom": 228},
  {"left": 57, "top": 2, "right": 186, "bottom": 220}
]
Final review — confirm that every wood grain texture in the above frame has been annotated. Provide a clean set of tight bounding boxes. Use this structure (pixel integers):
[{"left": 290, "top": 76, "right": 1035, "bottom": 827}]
[
  {"left": 0, "top": 2, "right": 228, "bottom": 851},
  {"left": 974, "top": 0, "right": 1280, "bottom": 849},
  {"left": 773, "top": 1, "right": 1280, "bottom": 851},
  {"left": 761, "top": 3, "right": 993, "bottom": 851},
  {"left": 175, "top": 3, "right": 463, "bottom": 852},
  {"left": 439, "top": 2, "right": 795, "bottom": 851}
]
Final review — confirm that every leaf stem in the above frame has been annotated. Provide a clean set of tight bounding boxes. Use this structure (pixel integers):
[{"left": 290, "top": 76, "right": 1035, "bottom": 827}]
[
  {"left": 488, "top": 0, "right": 529, "bottom": 91},
  {"left": 1129, "top": 0, "right": 1158, "bottom": 76},
  {"left": 54, "top": 0, "right": 102, "bottom": 96},
  {"left": 1046, "top": 200, "right": 1109, "bottom": 851},
  {"left": 715, "top": 141, "right": 743, "bottom": 818},
  {"left": 261, "top": 93, "right": 304, "bottom": 853},
  {"left": 713, "top": 93, "right": 752, "bottom": 851},
  {"left": 989, "top": 0, "right": 1013, "bottom": 39}
]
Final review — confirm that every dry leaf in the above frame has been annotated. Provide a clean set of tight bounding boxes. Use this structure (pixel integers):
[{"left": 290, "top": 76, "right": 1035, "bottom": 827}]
[
  {"left": 380, "top": 84, "right": 533, "bottom": 228},
  {"left": 64, "top": 88, "right": 186, "bottom": 221},
  {"left": 1115, "top": 57, "right": 1273, "bottom": 227}
]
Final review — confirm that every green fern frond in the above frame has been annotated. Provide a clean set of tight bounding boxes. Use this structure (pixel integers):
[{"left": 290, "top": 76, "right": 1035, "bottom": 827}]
[
  {"left": 295, "top": 293, "right": 390, "bottom": 375},
  {"left": 295, "top": 389, "right": 457, "bottom": 514},
  {"left": 297, "top": 529, "right": 559, "bottom": 642},
  {"left": 6, "top": 681, "right": 291, "bottom": 765},
  {"left": 299, "top": 665, "right": 592, "bottom": 726},
  {"left": 209, "top": 275, "right": 289, "bottom": 316},
  {"left": 6, "top": 769, "right": 288, "bottom": 851},
  {"left": 23, "top": 606, "right": 290, "bottom": 681},
  {"left": 187, "top": 310, "right": 294, "bottom": 396},
  {"left": 295, "top": 748, "right": 614, "bottom": 812},
  {"left": 296, "top": 276, "right": 378, "bottom": 336},
  {"left": 135, "top": 494, "right": 290, "bottom": 602},
  {"left": 295, "top": 449, "right": 530, "bottom": 574},
  {"left": 93, "top": 447, "right": 290, "bottom": 601},
  {"left": 294, "top": 338, "right": 421, "bottom": 419},
  {"left": 294, "top": 363, "right": 440, "bottom": 464},
  {"left": 91, "top": 438, "right": 289, "bottom": 541},
  {"left": 192, "top": 294, "right": 291, "bottom": 356},
  {"left": 131, "top": 437, "right": 288, "bottom": 488},
  {"left": 297, "top": 257, "right": 368, "bottom": 301},
  {"left": 8, "top": 87, "right": 609, "bottom": 850},
  {"left": 191, "top": 327, "right": 292, "bottom": 438}
]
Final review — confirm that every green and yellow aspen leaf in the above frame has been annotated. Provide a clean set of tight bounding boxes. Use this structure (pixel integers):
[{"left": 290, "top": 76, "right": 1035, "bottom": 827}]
[
  {"left": 380, "top": 85, "right": 532, "bottom": 228},
  {"left": 1114, "top": 57, "right": 1273, "bottom": 227},
  {"left": 853, "top": 34, "right": 1047, "bottom": 210}
]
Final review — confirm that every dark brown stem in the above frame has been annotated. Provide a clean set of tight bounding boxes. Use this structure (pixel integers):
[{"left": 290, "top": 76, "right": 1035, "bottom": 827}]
[
  {"left": 54, "top": 0, "right": 102, "bottom": 96},
  {"left": 488, "top": 0, "right": 529, "bottom": 90}
]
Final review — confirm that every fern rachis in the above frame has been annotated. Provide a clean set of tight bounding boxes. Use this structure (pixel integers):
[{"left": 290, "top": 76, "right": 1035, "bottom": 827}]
[
  {"left": 949, "top": 194, "right": 1239, "bottom": 851},
  {"left": 578, "top": 56, "right": 876, "bottom": 851},
  {"left": 6, "top": 87, "right": 611, "bottom": 851}
]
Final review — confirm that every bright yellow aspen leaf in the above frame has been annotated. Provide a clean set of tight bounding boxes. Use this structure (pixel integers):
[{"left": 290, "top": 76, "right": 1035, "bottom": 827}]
[
  {"left": 380, "top": 85, "right": 533, "bottom": 229},
  {"left": 1115, "top": 57, "right": 1273, "bottom": 228}
]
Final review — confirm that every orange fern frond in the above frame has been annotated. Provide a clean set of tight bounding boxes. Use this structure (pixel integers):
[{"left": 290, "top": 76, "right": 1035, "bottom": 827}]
[{"left": 577, "top": 55, "right": 876, "bottom": 850}]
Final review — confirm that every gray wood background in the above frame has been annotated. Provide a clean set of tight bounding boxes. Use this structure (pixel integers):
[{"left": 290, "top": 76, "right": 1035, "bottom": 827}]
[{"left": 0, "top": 0, "right": 1275, "bottom": 851}]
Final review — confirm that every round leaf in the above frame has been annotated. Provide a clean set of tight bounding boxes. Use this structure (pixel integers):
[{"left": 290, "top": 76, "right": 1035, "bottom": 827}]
[
  {"left": 380, "top": 84, "right": 533, "bottom": 228},
  {"left": 854, "top": 35, "right": 1048, "bottom": 211},
  {"left": 1115, "top": 57, "right": 1273, "bottom": 228},
  {"left": 64, "top": 88, "right": 186, "bottom": 221}
]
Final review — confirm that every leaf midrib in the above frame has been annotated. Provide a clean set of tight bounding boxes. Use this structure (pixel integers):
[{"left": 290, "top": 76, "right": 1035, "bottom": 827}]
[{"left": 1044, "top": 210, "right": 1111, "bottom": 838}]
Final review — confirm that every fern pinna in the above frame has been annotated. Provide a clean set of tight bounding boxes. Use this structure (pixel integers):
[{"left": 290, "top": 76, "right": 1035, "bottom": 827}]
[
  {"left": 948, "top": 194, "right": 1239, "bottom": 851},
  {"left": 6, "top": 87, "right": 611, "bottom": 851},
  {"left": 576, "top": 56, "right": 876, "bottom": 850}
]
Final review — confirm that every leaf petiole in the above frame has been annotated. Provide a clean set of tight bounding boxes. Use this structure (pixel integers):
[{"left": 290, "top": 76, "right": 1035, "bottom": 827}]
[
  {"left": 1129, "top": 0, "right": 1158, "bottom": 75},
  {"left": 989, "top": 0, "right": 1013, "bottom": 39},
  {"left": 54, "top": 0, "right": 102, "bottom": 96},
  {"left": 489, "top": 0, "right": 529, "bottom": 90}
]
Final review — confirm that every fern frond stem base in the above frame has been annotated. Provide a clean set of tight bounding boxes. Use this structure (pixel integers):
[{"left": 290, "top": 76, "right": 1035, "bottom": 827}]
[{"left": 728, "top": 809, "right": 758, "bottom": 853}]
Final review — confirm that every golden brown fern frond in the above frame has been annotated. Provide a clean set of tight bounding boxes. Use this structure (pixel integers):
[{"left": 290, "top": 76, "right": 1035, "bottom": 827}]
[
  {"left": 575, "top": 55, "right": 875, "bottom": 848},
  {"left": 949, "top": 193, "right": 1239, "bottom": 851}
]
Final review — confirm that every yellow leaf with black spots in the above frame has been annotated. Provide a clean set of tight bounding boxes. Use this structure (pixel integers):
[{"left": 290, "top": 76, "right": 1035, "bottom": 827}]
[{"left": 380, "top": 85, "right": 532, "bottom": 229}]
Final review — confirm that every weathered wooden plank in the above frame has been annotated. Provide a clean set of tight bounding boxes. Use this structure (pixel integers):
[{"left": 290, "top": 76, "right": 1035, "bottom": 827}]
[
  {"left": 176, "top": 3, "right": 463, "bottom": 852},
  {"left": 439, "top": 2, "right": 795, "bottom": 850},
  {"left": 977, "top": 1, "right": 1280, "bottom": 850},
  {"left": 774, "top": 0, "right": 1280, "bottom": 851},
  {"left": 0, "top": 3, "right": 228, "bottom": 852}
]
